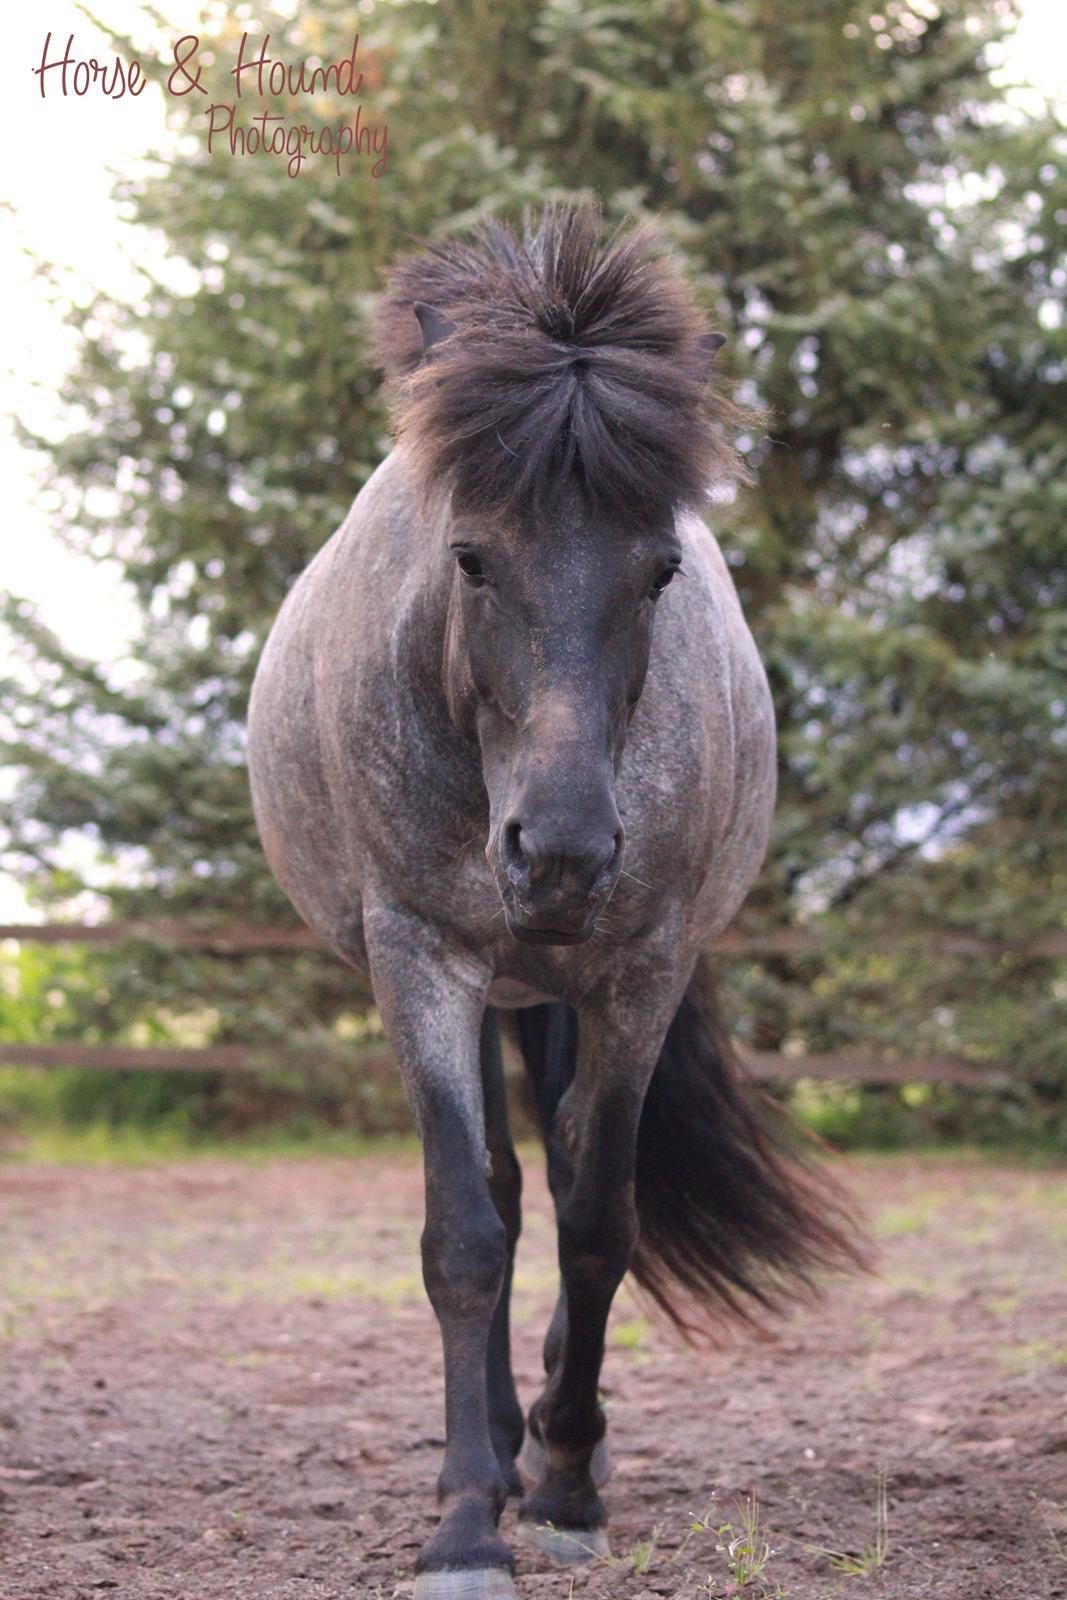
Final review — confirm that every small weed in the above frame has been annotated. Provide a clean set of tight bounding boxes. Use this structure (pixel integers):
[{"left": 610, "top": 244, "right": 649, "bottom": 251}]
[
  {"left": 668, "top": 1493, "right": 785, "bottom": 1596},
  {"left": 367, "top": 1581, "right": 407, "bottom": 1600},
  {"left": 669, "top": 1496, "right": 719, "bottom": 1567},
  {"left": 860, "top": 1317, "right": 884, "bottom": 1393},
  {"left": 808, "top": 1464, "right": 890, "bottom": 1577},
  {"left": 629, "top": 1524, "right": 662, "bottom": 1573},
  {"left": 710, "top": 1492, "right": 784, "bottom": 1595},
  {"left": 538, "top": 1495, "right": 789, "bottom": 1592}
]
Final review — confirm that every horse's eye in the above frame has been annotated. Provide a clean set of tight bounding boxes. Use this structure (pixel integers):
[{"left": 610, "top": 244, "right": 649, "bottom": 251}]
[
  {"left": 456, "top": 550, "right": 486, "bottom": 586},
  {"left": 649, "top": 567, "right": 677, "bottom": 600}
]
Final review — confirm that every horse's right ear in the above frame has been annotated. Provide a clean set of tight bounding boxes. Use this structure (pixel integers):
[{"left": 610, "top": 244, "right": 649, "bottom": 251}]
[{"left": 413, "top": 301, "right": 457, "bottom": 357}]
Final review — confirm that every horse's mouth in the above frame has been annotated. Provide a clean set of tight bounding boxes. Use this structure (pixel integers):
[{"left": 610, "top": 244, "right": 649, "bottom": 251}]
[
  {"left": 494, "top": 862, "right": 619, "bottom": 947},
  {"left": 503, "top": 906, "right": 599, "bottom": 946},
  {"left": 508, "top": 921, "right": 594, "bottom": 946}
]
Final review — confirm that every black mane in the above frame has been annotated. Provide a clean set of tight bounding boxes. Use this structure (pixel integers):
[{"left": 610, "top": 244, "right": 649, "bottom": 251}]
[{"left": 372, "top": 204, "right": 748, "bottom": 522}]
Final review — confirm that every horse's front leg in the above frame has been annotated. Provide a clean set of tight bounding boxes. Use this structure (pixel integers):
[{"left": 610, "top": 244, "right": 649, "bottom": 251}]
[
  {"left": 480, "top": 1010, "right": 525, "bottom": 1494},
  {"left": 366, "top": 908, "right": 516, "bottom": 1598},
  {"left": 518, "top": 990, "right": 673, "bottom": 1563}
]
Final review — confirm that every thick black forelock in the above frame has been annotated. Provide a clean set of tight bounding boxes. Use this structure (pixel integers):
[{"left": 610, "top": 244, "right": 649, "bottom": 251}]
[{"left": 372, "top": 203, "right": 749, "bottom": 522}]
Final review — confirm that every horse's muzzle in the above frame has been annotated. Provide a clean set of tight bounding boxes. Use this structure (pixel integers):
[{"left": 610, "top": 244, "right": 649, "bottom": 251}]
[{"left": 493, "top": 818, "right": 623, "bottom": 945}]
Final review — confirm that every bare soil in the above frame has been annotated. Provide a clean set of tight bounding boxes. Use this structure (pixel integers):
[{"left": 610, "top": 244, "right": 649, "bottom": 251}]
[{"left": 1, "top": 1150, "right": 1065, "bottom": 1600}]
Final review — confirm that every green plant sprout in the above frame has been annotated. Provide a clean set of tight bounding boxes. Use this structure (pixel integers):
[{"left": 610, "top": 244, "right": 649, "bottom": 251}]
[
  {"left": 665, "top": 1492, "right": 786, "bottom": 1596},
  {"left": 707, "top": 1492, "right": 785, "bottom": 1596},
  {"left": 629, "top": 1523, "right": 663, "bottom": 1574},
  {"left": 808, "top": 1464, "right": 890, "bottom": 1577}
]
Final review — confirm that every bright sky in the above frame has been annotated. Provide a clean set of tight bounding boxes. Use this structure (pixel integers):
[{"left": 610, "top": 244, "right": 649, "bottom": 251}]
[{"left": 0, "top": 1, "right": 1064, "bottom": 920}]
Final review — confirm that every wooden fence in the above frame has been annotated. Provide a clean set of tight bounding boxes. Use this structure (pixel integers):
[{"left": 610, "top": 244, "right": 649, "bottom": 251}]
[{"left": 2, "top": 920, "right": 1061, "bottom": 1089}]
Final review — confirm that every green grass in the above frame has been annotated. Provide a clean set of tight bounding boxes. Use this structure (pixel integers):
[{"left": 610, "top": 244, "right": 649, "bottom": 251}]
[
  {"left": 0, "top": 1059, "right": 417, "bottom": 1160},
  {"left": 253, "top": 1265, "right": 424, "bottom": 1307},
  {"left": 995, "top": 1339, "right": 1067, "bottom": 1373},
  {"left": 6, "top": 1114, "right": 1066, "bottom": 1172},
  {"left": 984, "top": 1291, "right": 1020, "bottom": 1318},
  {"left": 611, "top": 1315, "right": 650, "bottom": 1351},
  {"left": 629, "top": 1525, "right": 663, "bottom": 1574},
  {"left": 3, "top": 1053, "right": 1067, "bottom": 1167},
  {"left": 870, "top": 1190, "right": 948, "bottom": 1238},
  {"left": 0, "top": 1119, "right": 421, "bottom": 1166}
]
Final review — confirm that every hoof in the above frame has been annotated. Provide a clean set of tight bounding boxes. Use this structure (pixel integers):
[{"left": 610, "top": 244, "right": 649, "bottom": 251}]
[
  {"left": 413, "top": 1570, "right": 517, "bottom": 1600},
  {"left": 516, "top": 1520, "right": 610, "bottom": 1566},
  {"left": 517, "top": 1429, "right": 612, "bottom": 1489}
]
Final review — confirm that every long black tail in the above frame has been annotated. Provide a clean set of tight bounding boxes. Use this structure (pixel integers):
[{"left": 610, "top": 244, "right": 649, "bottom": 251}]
[{"left": 515, "top": 953, "right": 865, "bottom": 1338}]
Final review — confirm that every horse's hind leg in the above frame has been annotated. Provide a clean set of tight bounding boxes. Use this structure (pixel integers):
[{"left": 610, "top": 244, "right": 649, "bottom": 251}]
[
  {"left": 516, "top": 992, "right": 671, "bottom": 1565},
  {"left": 480, "top": 1009, "right": 524, "bottom": 1494},
  {"left": 366, "top": 909, "right": 516, "bottom": 1598},
  {"left": 513, "top": 1005, "right": 611, "bottom": 1493}
]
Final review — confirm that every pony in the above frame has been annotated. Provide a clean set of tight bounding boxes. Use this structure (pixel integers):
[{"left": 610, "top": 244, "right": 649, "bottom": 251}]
[{"left": 247, "top": 203, "right": 859, "bottom": 1598}]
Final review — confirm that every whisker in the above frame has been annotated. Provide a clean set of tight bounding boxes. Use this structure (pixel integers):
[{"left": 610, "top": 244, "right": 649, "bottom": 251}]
[{"left": 620, "top": 869, "right": 652, "bottom": 891}]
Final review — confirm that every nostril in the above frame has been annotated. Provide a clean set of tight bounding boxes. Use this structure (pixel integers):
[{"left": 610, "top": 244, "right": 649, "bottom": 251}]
[
  {"left": 588, "top": 829, "right": 624, "bottom": 888},
  {"left": 501, "top": 820, "right": 526, "bottom": 876},
  {"left": 599, "top": 827, "right": 624, "bottom": 877}
]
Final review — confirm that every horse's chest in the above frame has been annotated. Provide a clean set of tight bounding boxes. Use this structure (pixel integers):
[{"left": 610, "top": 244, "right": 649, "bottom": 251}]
[{"left": 487, "top": 977, "right": 557, "bottom": 1009}]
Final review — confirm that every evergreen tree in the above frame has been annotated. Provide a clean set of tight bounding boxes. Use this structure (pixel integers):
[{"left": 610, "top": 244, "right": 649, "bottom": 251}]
[{"left": 3, "top": 0, "right": 1063, "bottom": 1134}]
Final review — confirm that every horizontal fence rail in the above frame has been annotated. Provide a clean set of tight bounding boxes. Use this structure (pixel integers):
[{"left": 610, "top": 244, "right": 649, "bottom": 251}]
[
  {"left": 0, "top": 920, "right": 1060, "bottom": 1085},
  {"left": 2, "top": 921, "right": 1066, "bottom": 957},
  {"left": 0, "top": 1041, "right": 1008, "bottom": 1089},
  {"left": 0, "top": 921, "right": 321, "bottom": 951},
  {"left": 0, "top": 1042, "right": 254, "bottom": 1074}
]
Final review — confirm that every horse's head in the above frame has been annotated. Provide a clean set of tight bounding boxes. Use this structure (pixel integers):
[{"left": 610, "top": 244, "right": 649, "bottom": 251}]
[
  {"left": 442, "top": 491, "right": 682, "bottom": 943},
  {"left": 374, "top": 205, "right": 742, "bottom": 945}
]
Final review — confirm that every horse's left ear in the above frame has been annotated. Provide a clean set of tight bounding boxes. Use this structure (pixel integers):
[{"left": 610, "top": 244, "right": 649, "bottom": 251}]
[
  {"left": 413, "top": 300, "right": 457, "bottom": 357},
  {"left": 698, "top": 332, "right": 727, "bottom": 373}
]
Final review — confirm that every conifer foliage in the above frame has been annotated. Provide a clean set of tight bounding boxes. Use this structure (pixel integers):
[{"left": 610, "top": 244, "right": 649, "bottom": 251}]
[{"left": 3, "top": 0, "right": 1064, "bottom": 1134}]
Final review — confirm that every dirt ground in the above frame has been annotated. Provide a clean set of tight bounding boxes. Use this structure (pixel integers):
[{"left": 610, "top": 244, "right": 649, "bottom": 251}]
[{"left": 1, "top": 1149, "right": 1065, "bottom": 1600}]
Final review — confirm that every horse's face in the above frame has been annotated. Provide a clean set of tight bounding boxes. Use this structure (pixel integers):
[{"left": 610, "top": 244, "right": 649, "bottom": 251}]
[{"left": 446, "top": 494, "right": 681, "bottom": 944}]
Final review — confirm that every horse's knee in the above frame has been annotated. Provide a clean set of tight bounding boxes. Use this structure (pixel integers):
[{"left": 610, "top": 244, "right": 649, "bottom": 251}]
[{"left": 422, "top": 1207, "right": 508, "bottom": 1318}]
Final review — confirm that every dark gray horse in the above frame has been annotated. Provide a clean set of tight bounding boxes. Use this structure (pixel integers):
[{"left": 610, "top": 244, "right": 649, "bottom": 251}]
[{"left": 248, "top": 205, "right": 858, "bottom": 1598}]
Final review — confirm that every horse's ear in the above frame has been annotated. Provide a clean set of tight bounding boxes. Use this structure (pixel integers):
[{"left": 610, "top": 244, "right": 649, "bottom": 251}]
[
  {"left": 698, "top": 331, "right": 727, "bottom": 374},
  {"left": 413, "top": 301, "right": 457, "bottom": 357}
]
